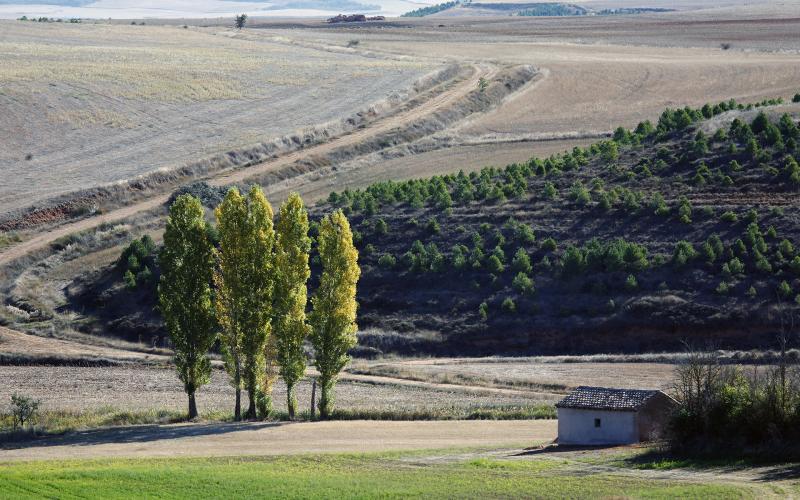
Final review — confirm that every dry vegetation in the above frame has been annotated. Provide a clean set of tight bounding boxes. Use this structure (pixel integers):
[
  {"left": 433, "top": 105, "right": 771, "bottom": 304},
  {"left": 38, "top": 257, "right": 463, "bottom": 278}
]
[{"left": 0, "top": 21, "right": 435, "bottom": 216}]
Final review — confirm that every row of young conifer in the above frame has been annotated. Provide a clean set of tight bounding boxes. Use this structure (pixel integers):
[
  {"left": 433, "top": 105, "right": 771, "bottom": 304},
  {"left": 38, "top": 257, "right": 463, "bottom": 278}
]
[{"left": 158, "top": 186, "right": 359, "bottom": 420}]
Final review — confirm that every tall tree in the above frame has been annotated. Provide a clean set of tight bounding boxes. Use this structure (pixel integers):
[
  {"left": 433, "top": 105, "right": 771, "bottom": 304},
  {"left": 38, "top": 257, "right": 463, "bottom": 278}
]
[
  {"left": 215, "top": 186, "right": 276, "bottom": 420},
  {"left": 273, "top": 193, "right": 312, "bottom": 419},
  {"left": 158, "top": 194, "right": 217, "bottom": 419},
  {"left": 309, "top": 209, "right": 360, "bottom": 419}
]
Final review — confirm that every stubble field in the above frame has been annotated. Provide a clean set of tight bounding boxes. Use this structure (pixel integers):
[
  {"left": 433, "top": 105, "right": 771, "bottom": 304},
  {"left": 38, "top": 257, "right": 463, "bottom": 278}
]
[{"left": 0, "top": 21, "right": 435, "bottom": 216}]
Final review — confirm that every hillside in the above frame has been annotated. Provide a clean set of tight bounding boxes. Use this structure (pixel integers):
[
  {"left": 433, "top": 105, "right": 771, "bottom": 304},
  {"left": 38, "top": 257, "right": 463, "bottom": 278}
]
[{"left": 65, "top": 98, "right": 800, "bottom": 356}]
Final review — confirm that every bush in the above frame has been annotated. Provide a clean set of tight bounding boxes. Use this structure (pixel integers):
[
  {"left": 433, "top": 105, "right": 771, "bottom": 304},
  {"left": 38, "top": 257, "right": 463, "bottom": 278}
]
[
  {"left": 378, "top": 254, "right": 396, "bottom": 270},
  {"left": 425, "top": 217, "right": 440, "bottom": 235},
  {"left": 511, "top": 248, "right": 532, "bottom": 274},
  {"left": 672, "top": 241, "right": 697, "bottom": 268},
  {"left": 542, "top": 182, "right": 557, "bottom": 200},
  {"left": 374, "top": 218, "right": 389, "bottom": 235},
  {"left": 540, "top": 237, "right": 557, "bottom": 252},
  {"left": 487, "top": 255, "right": 504, "bottom": 274},
  {"left": 512, "top": 272, "right": 535, "bottom": 295},
  {"left": 625, "top": 274, "right": 638, "bottom": 291},
  {"left": 779, "top": 280, "right": 793, "bottom": 298},
  {"left": 475, "top": 302, "right": 489, "bottom": 321},
  {"left": 10, "top": 393, "right": 41, "bottom": 429},
  {"left": 677, "top": 197, "right": 692, "bottom": 224},
  {"left": 501, "top": 297, "right": 516, "bottom": 313},
  {"left": 715, "top": 281, "right": 731, "bottom": 295},
  {"left": 570, "top": 181, "right": 591, "bottom": 206},
  {"left": 720, "top": 211, "right": 738, "bottom": 223}
]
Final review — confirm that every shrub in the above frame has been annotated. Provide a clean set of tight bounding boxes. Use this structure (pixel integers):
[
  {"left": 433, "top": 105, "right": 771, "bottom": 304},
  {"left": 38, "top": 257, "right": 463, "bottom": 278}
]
[
  {"left": 511, "top": 248, "right": 532, "bottom": 274},
  {"left": 501, "top": 297, "right": 516, "bottom": 313},
  {"left": 478, "top": 302, "right": 489, "bottom": 321},
  {"left": 10, "top": 393, "right": 41, "bottom": 429},
  {"left": 378, "top": 254, "right": 396, "bottom": 270},
  {"left": 677, "top": 197, "right": 692, "bottom": 224},
  {"left": 747, "top": 285, "right": 757, "bottom": 298},
  {"left": 374, "top": 218, "right": 389, "bottom": 235},
  {"left": 716, "top": 281, "right": 731, "bottom": 295},
  {"left": 123, "top": 270, "right": 137, "bottom": 290},
  {"left": 426, "top": 217, "right": 440, "bottom": 235},
  {"left": 512, "top": 272, "right": 535, "bottom": 295},
  {"left": 487, "top": 255, "right": 504, "bottom": 274},
  {"left": 720, "top": 211, "right": 738, "bottom": 223},
  {"left": 570, "top": 181, "right": 591, "bottom": 206},
  {"left": 540, "top": 237, "right": 557, "bottom": 252},
  {"left": 542, "top": 182, "right": 557, "bottom": 199},
  {"left": 672, "top": 241, "right": 697, "bottom": 268},
  {"left": 625, "top": 274, "right": 638, "bottom": 291},
  {"left": 779, "top": 280, "right": 793, "bottom": 298}
]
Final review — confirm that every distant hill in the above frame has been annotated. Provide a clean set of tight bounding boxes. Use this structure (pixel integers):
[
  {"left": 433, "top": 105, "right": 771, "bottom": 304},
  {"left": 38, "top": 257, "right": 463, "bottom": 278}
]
[{"left": 66, "top": 98, "right": 800, "bottom": 357}]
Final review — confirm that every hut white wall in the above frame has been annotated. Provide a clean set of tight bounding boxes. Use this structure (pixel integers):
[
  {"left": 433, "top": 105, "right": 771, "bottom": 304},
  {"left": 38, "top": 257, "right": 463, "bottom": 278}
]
[{"left": 557, "top": 408, "right": 638, "bottom": 445}]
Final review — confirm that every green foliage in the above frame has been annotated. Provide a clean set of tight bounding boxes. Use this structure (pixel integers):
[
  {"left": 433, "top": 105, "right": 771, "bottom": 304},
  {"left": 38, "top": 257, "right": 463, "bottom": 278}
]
[
  {"left": 378, "top": 254, "right": 396, "bottom": 270},
  {"left": 561, "top": 238, "right": 649, "bottom": 278},
  {"left": 374, "top": 218, "right": 389, "bottom": 236},
  {"left": 677, "top": 196, "right": 692, "bottom": 224},
  {"left": 487, "top": 255, "right": 505, "bottom": 274},
  {"left": 512, "top": 272, "right": 534, "bottom": 295},
  {"left": 401, "top": 0, "right": 457, "bottom": 17},
  {"left": 720, "top": 211, "right": 738, "bottom": 223},
  {"left": 478, "top": 301, "right": 489, "bottom": 321},
  {"left": 426, "top": 217, "right": 441, "bottom": 235},
  {"left": 778, "top": 280, "right": 793, "bottom": 298},
  {"left": 542, "top": 182, "right": 557, "bottom": 200},
  {"left": 625, "top": 274, "right": 638, "bottom": 291},
  {"left": 214, "top": 186, "right": 276, "bottom": 420},
  {"left": 540, "top": 237, "right": 557, "bottom": 252},
  {"left": 10, "top": 393, "right": 41, "bottom": 429},
  {"left": 159, "top": 194, "right": 217, "bottom": 419},
  {"left": 273, "top": 193, "right": 312, "bottom": 419},
  {"left": 672, "top": 241, "right": 697, "bottom": 268},
  {"left": 569, "top": 181, "right": 591, "bottom": 206},
  {"left": 310, "top": 210, "right": 361, "bottom": 419},
  {"left": 501, "top": 297, "right": 516, "bottom": 313},
  {"left": 511, "top": 248, "right": 532, "bottom": 274},
  {"left": 123, "top": 270, "right": 137, "bottom": 290}
]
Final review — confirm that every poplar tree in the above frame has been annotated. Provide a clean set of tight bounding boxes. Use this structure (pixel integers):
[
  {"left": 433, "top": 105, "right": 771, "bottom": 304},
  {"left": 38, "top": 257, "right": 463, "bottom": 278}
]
[
  {"left": 215, "top": 186, "right": 276, "bottom": 420},
  {"left": 158, "top": 194, "right": 217, "bottom": 419},
  {"left": 309, "top": 209, "right": 360, "bottom": 419},
  {"left": 273, "top": 193, "right": 312, "bottom": 419}
]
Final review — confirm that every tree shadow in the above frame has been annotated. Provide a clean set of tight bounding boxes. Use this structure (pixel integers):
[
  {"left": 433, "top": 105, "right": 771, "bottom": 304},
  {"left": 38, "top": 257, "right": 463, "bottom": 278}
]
[{"left": 0, "top": 421, "right": 285, "bottom": 451}]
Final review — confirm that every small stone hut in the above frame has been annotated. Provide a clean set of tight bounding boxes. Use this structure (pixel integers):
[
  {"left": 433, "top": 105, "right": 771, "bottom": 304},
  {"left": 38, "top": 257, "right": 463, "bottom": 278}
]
[{"left": 555, "top": 386, "right": 678, "bottom": 446}]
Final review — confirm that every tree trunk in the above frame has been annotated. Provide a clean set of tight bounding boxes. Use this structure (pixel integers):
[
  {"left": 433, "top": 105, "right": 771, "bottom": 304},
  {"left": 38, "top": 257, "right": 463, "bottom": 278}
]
[
  {"left": 287, "top": 382, "right": 296, "bottom": 419},
  {"left": 188, "top": 391, "right": 198, "bottom": 420},
  {"left": 234, "top": 362, "right": 242, "bottom": 421},
  {"left": 318, "top": 377, "right": 334, "bottom": 420},
  {"left": 247, "top": 388, "right": 257, "bottom": 420}
]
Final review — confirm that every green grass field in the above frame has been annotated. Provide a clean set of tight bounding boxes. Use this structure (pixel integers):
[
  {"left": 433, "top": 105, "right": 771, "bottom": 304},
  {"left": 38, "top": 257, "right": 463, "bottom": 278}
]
[{"left": 0, "top": 452, "right": 754, "bottom": 499}]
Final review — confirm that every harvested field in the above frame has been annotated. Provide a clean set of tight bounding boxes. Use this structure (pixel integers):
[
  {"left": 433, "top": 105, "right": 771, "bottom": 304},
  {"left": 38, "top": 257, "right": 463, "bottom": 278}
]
[
  {"left": 0, "top": 365, "right": 551, "bottom": 414},
  {"left": 0, "top": 21, "right": 435, "bottom": 216},
  {"left": 352, "top": 358, "right": 677, "bottom": 392}
]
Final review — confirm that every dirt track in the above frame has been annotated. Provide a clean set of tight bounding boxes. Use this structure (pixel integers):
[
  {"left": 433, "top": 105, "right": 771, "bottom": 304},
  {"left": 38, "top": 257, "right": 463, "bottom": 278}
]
[
  {"left": 0, "top": 63, "right": 493, "bottom": 268},
  {"left": 0, "top": 420, "right": 556, "bottom": 461}
]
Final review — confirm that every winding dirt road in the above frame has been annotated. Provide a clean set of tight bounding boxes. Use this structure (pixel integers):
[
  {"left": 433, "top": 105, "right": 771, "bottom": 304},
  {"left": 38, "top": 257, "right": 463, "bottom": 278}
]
[{"left": 0, "top": 62, "right": 497, "bottom": 269}]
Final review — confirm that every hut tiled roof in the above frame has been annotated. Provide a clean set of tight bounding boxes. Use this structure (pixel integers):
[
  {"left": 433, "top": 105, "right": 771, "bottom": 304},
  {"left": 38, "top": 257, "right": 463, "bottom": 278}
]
[{"left": 555, "top": 386, "right": 661, "bottom": 411}]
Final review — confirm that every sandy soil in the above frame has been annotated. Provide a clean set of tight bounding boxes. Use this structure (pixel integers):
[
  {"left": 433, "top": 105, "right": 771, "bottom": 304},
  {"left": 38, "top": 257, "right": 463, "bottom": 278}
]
[{"left": 0, "top": 419, "right": 556, "bottom": 461}]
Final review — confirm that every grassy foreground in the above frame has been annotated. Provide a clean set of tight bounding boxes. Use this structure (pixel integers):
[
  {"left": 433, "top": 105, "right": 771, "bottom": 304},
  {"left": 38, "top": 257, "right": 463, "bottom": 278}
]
[{"left": 0, "top": 452, "right": 753, "bottom": 499}]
